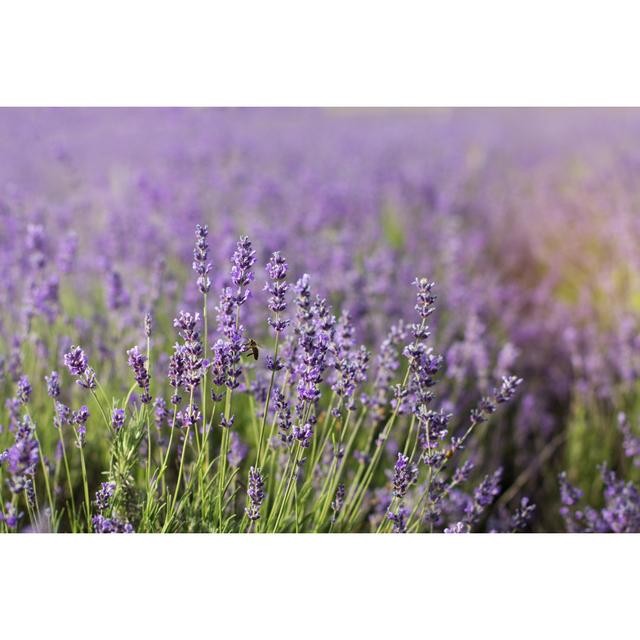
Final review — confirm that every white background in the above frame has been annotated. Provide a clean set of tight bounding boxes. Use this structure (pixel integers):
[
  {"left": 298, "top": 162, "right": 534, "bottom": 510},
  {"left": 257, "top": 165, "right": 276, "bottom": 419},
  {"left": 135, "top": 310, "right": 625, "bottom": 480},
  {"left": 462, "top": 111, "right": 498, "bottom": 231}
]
[
  {"left": 1, "top": 1, "right": 639, "bottom": 638},
  {"left": 1, "top": 0, "right": 640, "bottom": 105}
]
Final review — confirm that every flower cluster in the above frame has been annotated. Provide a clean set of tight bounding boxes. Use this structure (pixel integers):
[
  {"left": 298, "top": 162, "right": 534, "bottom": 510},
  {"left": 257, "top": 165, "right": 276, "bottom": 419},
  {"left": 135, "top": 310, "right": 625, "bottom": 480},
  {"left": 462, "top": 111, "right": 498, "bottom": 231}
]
[
  {"left": 63, "top": 345, "right": 96, "bottom": 390},
  {"left": 245, "top": 466, "right": 265, "bottom": 522},
  {"left": 265, "top": 251, "right": 290, "bottom": 334},
  {"left": 193, "top": 223, "right": 212, "bottom": 294},
  {"left": 127, "top": 346, "right": 152, "bottom": 404}
]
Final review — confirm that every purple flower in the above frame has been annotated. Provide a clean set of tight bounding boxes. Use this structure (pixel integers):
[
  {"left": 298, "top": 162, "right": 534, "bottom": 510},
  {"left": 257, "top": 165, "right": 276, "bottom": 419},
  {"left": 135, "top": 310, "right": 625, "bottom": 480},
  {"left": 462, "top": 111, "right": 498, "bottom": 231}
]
[
  {"left": 510, "top": 497, "right": 536, "bottom": 532},
  {"left": 265, "top": 251, "right": 290, "bottom": 333},
  {"left": 127, "top": 346, "right": 151, "bottom": 404},
  {"left": 245, "top": 466, "right": 265, "bottom": 522},
  {"left": 293, "top": 423, "right": 313, "bottom": 448},
  {"left": 178, "top": 404, "right": 201, "bottom": 429},
  {"left": 64, "top": 345, "right": 89, "bottom": 379},
  {"left": 95, "top": 482, "right": 116, "bottom": 512},
  {"left": 387, "top": 505, "right": 409, "bottom": 533},
  {"left": 231, "top": 235, "right": 256, "bottom": 298},
  {"left": 92, "top": 514, "right": 134, "bottom": 533},
  {"left": 73, "top": 405, "right": 90, "bottom": 447},
  {"left": 4, "top": 417, "right": 39, "bottom": 494},
  {"left": 219, "top": 413, "right": 235, "bottom": 429},
  {"left": 54, "top": 401, "right": 71, "bottom": 429},
  {"left": 16, "top": 375, "right": 31, "bottom": 405},
  {"left": 473, "top": 469, "right": 503, "bottom": 508},
  {"left": 193, "top": 223, "right": 212, "bottom": 294},
  {"left": 45, "top": 371, "right": 60, "bottom": 398},
  {"left": 412, "top": 277, "right": 436, "bottom": 320},
  {"left": 168, "top": 344, "right": 187, "bottom": 404},
  {"left": 495, "top": 376, "right": 524, "bottom": 404},
  {"left": 275, "top": 388, "right": 293, "bottom": 445},
  {"left": 63, "top": 345, "right": 96, "bottom": 390},
  {"left": 559, "top": 472, "right": 583, "bottom": 506},
  {"left": 0, "top": 502, "right": 24, "bottom": 529},
  {"left": 111, "top": 408, "right": 125, "bottom": 433},
  {"left": 462, "top": 468, "right": 503, "bottom": 525},
  {"left": 392, "top": 452, "right": 418, "bottom": 498},
  {"left": 144, "top": 312, "right": 153, "bottom": 338},
  {"left": 173, "top": 311, "right": 203, "bottom": 392}
]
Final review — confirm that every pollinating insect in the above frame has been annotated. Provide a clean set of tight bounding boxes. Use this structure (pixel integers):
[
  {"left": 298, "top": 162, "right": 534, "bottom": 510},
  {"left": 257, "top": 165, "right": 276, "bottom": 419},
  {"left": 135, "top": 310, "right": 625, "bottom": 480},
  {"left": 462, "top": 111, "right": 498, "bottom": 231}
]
[{"left": 242, "top": 338, "right": 260, "bottom": 360}]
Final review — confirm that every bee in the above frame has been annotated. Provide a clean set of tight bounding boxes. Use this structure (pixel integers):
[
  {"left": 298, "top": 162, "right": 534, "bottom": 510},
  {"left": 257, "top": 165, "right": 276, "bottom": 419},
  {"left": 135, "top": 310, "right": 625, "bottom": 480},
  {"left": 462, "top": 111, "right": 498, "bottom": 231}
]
[{"left": 242, "top": 338, "right": 260, "bottom": 361}]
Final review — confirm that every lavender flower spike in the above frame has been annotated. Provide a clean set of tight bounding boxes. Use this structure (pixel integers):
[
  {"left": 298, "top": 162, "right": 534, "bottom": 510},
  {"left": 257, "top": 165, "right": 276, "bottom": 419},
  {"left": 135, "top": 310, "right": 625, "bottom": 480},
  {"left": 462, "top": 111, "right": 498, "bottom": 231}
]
[
  {"left": 127, "top": 346, "right": 152, "bottom": 404},
  {"left": 265, "top": 251, "right": 290, "bottom": 334},
  {"left": 111, "top": 408, "right": 125, "bottom": 433},
  {"left": 193, "top": 223, "right": 212, "bottom": 294},
  {"left": 392, "top": 452, "right": 418, "bottom": 498},
  {"left": 245, "top": 466, "right": 265, "bottom": 522},
  {"left": 230, "top": 235, "right": 256, "bottom": 306},
  {"left": 45, "top": 371, "right": 60, "bottom": 398},
  {"left": 63, "top": 345, "right": 96, "bottom": 390}
]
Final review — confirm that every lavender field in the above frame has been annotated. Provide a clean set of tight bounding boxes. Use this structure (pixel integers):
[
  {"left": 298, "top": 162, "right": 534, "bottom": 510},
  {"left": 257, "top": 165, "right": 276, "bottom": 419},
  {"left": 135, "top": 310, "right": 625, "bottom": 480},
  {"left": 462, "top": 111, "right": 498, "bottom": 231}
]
[{"left": 1, "top": 108, "right": 639, "bottom": 533}]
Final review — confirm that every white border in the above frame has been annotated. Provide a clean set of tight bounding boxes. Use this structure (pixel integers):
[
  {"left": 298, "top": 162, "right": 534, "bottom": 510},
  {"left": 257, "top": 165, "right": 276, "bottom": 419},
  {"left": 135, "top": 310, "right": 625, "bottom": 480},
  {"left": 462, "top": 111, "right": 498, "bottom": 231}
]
[
  {"left": 0, "top": 1, "right": 640, "bottom": 105},
  {"left": 0, "top": 534, "right": 637, "bottom": 637}
]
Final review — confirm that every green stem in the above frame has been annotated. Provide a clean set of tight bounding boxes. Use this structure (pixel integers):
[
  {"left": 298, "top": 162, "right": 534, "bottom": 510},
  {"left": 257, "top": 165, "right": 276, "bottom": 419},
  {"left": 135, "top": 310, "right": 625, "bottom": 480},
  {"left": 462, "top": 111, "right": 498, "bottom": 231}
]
[
  {"left": 78, "top": 445, "right": 91, "bottom": 531},
  {"left": 257, "top": 331, "right": 280, "bottom": 467}
]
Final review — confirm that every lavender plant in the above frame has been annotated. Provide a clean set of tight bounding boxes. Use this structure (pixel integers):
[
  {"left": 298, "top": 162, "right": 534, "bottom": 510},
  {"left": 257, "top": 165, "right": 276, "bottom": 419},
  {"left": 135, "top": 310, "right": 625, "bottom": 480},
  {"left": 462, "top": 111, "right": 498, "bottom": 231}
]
[{"left": 0, "top": 222, "right": 529, "bottom": 533}]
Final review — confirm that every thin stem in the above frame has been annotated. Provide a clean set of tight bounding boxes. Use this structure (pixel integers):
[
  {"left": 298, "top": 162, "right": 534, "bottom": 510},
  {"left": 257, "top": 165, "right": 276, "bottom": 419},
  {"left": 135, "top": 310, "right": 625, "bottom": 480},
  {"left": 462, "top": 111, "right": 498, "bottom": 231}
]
[
  {"left": 78, "top": 445, "right": 91, "bottom": 531},
  {"left": 257, "top": 331, "right": 280, "bottom": 467}
]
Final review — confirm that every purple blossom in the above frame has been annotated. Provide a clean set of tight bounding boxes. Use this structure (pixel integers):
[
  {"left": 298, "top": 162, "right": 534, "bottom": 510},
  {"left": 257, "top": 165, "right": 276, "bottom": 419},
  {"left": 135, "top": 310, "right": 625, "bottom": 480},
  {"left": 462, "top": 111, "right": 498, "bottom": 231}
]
[
  {"left": 0, "top": 502, "right": 24, "bottom": 529},
  {"left": 387, "top": 505, "right": 409, "bottom": 533},
  {"left": 95, "top": 482, "right": 116, "bottom": 512},
  {"left": 63, "top": 345, "right": 96, "bottom": 390},
  {"left": 265, "top": 251, "right": 290, "bottom": 333},
  {"left": 144, "top": 312, "right": 153, "bottom": 338},
  {"left": 63, "top": 345, "right": 88, "bottom": 376},
  {"left": 392, "top": 452, "right": 418, "bottom": 498},
  {"left": 4, "top": 417, "right": 39, "bottom": 494},
  {"left": 127, "top": 345, "right": 151, "bottom": 404},
  {"left": 173, "top": 311, "right": 203, "bottom": 392},
  {"left": 193, "top": 223, "right": 212, "bottom": 294},
  {"left": 231, "top": 235, "right": 256, "bottom": 299},
  {"left": 293, "top": 423, "right": 314, "bottom": 448},
  {"left": 510, "top": 497, "right": 536, "bottom": 532},
  {"left": 73, "top": 405, "right": 89, "bottom": 447},
  {"left": 168, "top": 344, "right": 187, "bottom": 404},
  {"left": 111, "top": 408, "right": 125, "bottom": 433},
  {"left": 54, "top": 401, "right": 71, "bottom": 429},
  {"left": 245, "top": 466, "right": 265, "bottom": 522},
  {"left": 16, "top": 375, "right": 31, "bottom": 405},
  {"left": 92, "top": 514, "right": 134, "bottom": 534},
  {"left": 178, "top": 404, "right": 201, "bottom": 429},
  {"left": 219, "top": 413, "right": 235, "bottom": 429},
  {"left": 45, "top": 371, "right": 60, "bottom": 398}
]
